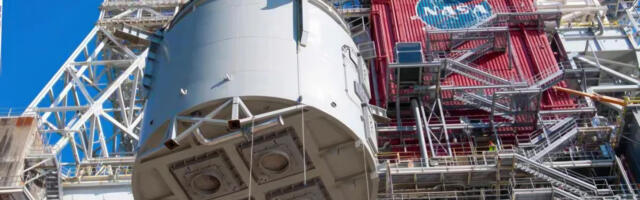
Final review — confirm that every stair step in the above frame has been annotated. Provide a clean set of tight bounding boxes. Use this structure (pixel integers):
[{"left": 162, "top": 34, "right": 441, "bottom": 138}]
[{"left": 515, "top": 162, "right": 592, "bottom": 198}]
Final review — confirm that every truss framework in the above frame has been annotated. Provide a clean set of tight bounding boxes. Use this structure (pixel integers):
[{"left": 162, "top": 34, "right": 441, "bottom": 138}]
[{"left": 21, "top": 0, "right": 186, "bottom": 186}]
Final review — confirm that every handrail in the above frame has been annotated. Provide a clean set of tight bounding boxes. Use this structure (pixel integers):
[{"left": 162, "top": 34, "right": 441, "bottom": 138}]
[
  {"left": 508, "top": 153, "right": 598, "bottom": 191},
  {"left": 530, "top": 128, "right": 578, "bottom": 160},
  {"left": 377, "top": 188, "right": 511, "bottom": 200},
  {"left": 524, "top": 118, "right": 577, "bottom": 159},
  {"left": 526, "top": 63, "right": 566, "bottom": 85},
  {"left": 60, "top": 164, "right": 134, "bottom": 178},
  {"left": 447, "top": 59, "right": 517, "bottom": 85},
  {"left": 542, "top": 150, "right": 614, "bottom": 163}
]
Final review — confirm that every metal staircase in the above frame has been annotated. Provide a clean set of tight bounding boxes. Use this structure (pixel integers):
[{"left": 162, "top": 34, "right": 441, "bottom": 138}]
[
  {"left": 515, "top": 163, "right": 589, "bottom": 197},
  {"left": 45, "top": 170, "right": 61, "bottom": 200},
  {"left": 454, "top": 90, "right": 514, "bottom": 120},
  {"left": 520, "top": 117, "right": 574, "bottom": 147},
  {"left": 506, "top": 153, "right": 598, "bottom": 197},
  {"left": 446, "top": 59, "right": 514, "bottom": 86},
  {"left": 440, "top": 41, "right": 499, "bottom": 78},
  {"left": 473, "top": 10, "right": 562, "bottom": 28},
  {"left": 454, "top": 41, "right": 495, "bottom": 63},
  {"left": 527, "top": 68, "right": 565, "bottom": 90},
  {"left": 528, "top": 118, "right": 579, "bottom": 161},
  {"left": 425, "top": 26, "right": 508, "bottom": 63},
  {"left": 547, "top": 117, "right": 576, "bottom": 134}
]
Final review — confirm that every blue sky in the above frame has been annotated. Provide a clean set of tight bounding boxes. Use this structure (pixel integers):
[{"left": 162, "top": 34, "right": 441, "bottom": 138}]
[{"left": 0, "top": 1, "right": 102, "bottom": 109}]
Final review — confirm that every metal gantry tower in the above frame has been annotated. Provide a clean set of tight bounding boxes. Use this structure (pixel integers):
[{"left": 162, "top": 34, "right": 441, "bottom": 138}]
[{"left": 19, "top": 0, "right": 186, "bottom": 198}]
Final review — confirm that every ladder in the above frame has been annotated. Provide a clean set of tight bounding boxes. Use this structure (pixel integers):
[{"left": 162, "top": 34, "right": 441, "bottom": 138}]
[{"left": 45, "top": 170, "right": 61, "bottom": 200}]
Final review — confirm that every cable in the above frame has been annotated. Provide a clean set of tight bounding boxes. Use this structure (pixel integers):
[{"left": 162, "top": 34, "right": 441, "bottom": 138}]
[
  {"left": 247, "top": 117, "right": 255, "bottom": 198},
  {"left": 301, "top": 105, "right": 307, "bottom": 185},
  {"left": 295, "top": 7, "right": 306, "bottom": 185}
]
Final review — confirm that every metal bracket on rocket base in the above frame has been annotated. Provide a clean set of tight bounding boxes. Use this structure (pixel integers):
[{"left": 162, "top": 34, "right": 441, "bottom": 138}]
[{"left": 161, "top": 97, "right": 308, "bottom": 150}]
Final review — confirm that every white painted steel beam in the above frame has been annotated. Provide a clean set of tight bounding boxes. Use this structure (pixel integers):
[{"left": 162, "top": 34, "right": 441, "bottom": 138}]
[{"left": 17, "top": 0, "right": 185, "bottom": 192}]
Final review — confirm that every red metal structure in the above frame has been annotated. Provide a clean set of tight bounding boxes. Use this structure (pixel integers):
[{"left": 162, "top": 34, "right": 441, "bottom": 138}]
[
  {"left": 370, "top": 0, "right": 576, "bottom": 160},
  {"left": 370, "top": 0, "right": 574, "bottom": 109}
]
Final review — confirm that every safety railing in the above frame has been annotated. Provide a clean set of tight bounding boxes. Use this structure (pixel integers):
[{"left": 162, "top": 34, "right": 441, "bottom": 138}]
[
  {"left": 379, "top": 177, "right": 634, "bottom": 200},
  {"left": 446, "top": 59, "right": 521, "bottom": 85},
  {"left": 60, "top": 164, "right": 134, "bottom": 179},
  {"left": 524, "top": 62, "right": 567, "bottom": 87},
  {"left": 515, "top": 129, "right": 544, "bottom": 146},
  {"left": 380, "top": 154, "right": 500, "bottom": 169},
  {"left": 522, "top": 119, "right": 577, "bottom": 159},
  {"left": 379, "top": 145, "right": 518, "bottom": 169},
  {"left": 509, "top": 177, "right": 584, "bottom": 199},
  {"left": 422, "top": 4, "right": 560, "bottom": 32},
  {"left": 510, "top": 177, "right": 553, "bottom": 190},
  {"left": 427, "top": 38, "right": 504, "bottom": 61},
  {"left": 540, "top": 150, "right": 614, "bottom": 163},
  {"left": 509, "top": 153, "right": 597, "bottom": 192},
  {"left": 609, "top": 184, "right": 640, "bottom": 197},
  {"left": 380, "top": 148, "right": 628, "bottom": 198},
  {"left": 453, "top": 90, "right": 510, "bottom": 110},
  {"left": 457, "top": 42, "right": 496, "bottom": 62},
  {"left": 377, "top": 187, "right": 512, "bottom": 200},
  {"left": 450, "top": 90, "right": 518, "bottom": 121},
  {"left": 561, "top": 168, "right": 610, "bottom": 190}
]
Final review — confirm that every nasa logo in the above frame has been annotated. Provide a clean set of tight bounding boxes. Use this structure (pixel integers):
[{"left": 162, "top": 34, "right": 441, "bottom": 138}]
[{"left": 416, "top": 0, "right": 493, "bottom": 29}]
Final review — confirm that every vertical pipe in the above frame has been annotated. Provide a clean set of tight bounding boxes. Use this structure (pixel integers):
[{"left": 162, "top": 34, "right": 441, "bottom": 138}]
[
  {"left": 396, "top": 68, "right": 405, "bottom": 152},
  {"left": 411, "top": 98, "right": 429, "bottom": 166}
]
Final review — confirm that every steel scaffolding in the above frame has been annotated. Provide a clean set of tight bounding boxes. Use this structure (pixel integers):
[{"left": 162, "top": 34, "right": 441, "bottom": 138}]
[{"left": 370, "top": 0, "right": 640, "bottom": 198}]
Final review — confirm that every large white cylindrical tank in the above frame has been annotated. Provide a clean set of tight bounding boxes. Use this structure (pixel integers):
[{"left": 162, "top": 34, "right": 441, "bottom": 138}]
[{"left": 133, "top": 0, "right": 378, "bottom": 199}]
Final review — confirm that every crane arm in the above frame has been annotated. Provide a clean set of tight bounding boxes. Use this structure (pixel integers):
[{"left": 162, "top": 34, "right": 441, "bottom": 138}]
[{"left": 552, "top": 86, "right": 627, "bottom": 106}]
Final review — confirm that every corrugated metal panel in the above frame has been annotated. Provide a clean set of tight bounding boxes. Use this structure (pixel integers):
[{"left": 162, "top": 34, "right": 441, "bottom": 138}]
[
  {"left": 370, "top": 0, "right": 574, "bottom": 110},
  {"left": 0, "top": 117, "right": 37, "bottom": 188},
  {"left": 371, "top": 0, "right": 573, "bottom": 156}
]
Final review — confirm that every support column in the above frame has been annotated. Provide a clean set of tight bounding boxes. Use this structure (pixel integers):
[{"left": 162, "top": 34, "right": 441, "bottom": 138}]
[{"left": 411, "top": 98, "right": 429, "bottom": 166}]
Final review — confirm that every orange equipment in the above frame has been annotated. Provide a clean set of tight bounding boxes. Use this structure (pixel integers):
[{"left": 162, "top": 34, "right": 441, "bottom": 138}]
[{"left": 552, "top": 86, "right": 627, "bottom": 106}]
